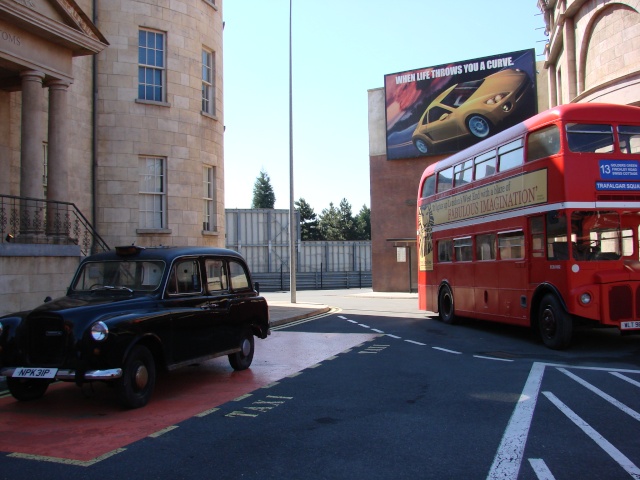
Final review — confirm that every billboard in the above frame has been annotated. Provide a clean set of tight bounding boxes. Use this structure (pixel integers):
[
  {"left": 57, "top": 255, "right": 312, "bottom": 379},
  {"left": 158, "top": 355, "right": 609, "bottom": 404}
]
[{"left": 384, "top": 49, "right": 537, "bottom": 160}]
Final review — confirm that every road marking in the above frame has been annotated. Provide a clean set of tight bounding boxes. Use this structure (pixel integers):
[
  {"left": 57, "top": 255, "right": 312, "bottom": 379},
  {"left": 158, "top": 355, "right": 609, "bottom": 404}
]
[
  {"left": 542, "top": 391, "right": 640, "bottom": 478},
  {"left": 558, "top": 368, "right": 640, "bottom": 422},
  {"left": 386, "top": 334, "right": 401, "bottom": 339},
  {"left": 474, "top": 355, "right": 514, "bottom": 363},
  {"left": 195, "top": 408, "right": 220, "bottom": 417},
  {"left": 487, "top": 361, "right": 545, "bottom": 480},
  {"left": 432, "top": 346, "right": 461, "bottom": 354},
  {"left": 7, "top": 448, "right": 126, "bottom": 467},
  {"left": 149, "top": 426, "right": 178, "bottom": 438},
  {"left": 347, "top": 320, "right": 358, "bottom": 324},
  {"left": 528, "top": 458, "right": 556, "bottom": 480},
  {"left": 405, "top": 339, "right": 426, "bottom": 346},
  {"left": 358, "top": 324, "right": 370, "bottom": 328},
  {"left": 610, "top": 372, "right": 640, "bottom": 388},
  {"left": 371, "top": 328, "right": 385, "bottom": 333}
]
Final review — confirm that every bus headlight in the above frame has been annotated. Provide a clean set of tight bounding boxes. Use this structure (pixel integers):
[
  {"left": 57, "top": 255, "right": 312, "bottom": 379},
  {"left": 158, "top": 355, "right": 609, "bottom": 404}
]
[
  {"left": 91, "top": 321, "right": 109, "bottom": 341},
  {"left": 579, "top": 293, "right": 592, "bottom": 305}
]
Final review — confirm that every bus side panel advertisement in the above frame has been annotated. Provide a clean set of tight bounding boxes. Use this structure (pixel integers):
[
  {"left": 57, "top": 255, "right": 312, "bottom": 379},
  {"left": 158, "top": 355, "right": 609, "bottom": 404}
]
[
  {"left": 418, "top": 169, "right": 548, "bottom": 271},
  {"left": 384, "top": 49, "right": 538, "bottom": 160}
]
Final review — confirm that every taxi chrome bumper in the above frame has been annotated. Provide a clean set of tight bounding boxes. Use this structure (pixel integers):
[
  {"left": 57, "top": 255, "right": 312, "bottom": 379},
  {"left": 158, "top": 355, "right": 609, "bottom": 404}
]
[{"left": 0, "top": 367, "right": 123, "bottom": 381}]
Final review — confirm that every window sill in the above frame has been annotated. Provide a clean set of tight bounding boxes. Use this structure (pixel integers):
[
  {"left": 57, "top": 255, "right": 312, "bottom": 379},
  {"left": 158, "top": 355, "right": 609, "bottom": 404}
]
[
  {"left": 201, "top": 111, "right": 218, "bottom": 121},
  {"left": 137, "top": 228, "right": 172, "bottom": 235},
  {"left": 136, "top": 99, "right": 171, "bottom": 108},
  {"left": 202, "top": 230, "right": 219, "bottom": 236}
]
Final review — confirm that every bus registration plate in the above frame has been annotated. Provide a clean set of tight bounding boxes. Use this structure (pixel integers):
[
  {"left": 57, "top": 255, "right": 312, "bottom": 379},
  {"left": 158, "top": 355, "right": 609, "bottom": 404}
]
[
  {"left": 12, "top": 367, "right": 57, "bottom": 379},
  {"left": 621, "top": 321, "right": 640, "bottom": 330}
]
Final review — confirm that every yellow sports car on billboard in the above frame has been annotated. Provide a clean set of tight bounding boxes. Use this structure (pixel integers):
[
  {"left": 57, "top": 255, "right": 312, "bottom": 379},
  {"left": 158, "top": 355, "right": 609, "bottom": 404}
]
[{"left": 411, "top": 68, "right": 530, "bottom": 154}]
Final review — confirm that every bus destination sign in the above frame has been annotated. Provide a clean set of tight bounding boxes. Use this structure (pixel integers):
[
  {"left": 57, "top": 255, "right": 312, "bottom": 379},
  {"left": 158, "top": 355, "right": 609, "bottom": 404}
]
[{"left": 596, "top": 160, "right": 640, "bottom": 191}]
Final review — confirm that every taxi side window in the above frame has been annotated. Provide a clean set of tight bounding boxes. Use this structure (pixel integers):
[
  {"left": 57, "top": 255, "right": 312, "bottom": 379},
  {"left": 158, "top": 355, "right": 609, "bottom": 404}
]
[
  {"left": 229, "top": 260, "right": 250, "bottom": 291},
  {"left": 169, "top": 259, "right": 202, "bottom": 294},
  {"left": 205, "top": 258, "right": 228, "bottom": 292}
]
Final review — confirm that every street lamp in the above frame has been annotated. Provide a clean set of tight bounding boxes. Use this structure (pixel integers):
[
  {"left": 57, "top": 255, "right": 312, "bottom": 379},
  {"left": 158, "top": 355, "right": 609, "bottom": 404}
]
[{"left": 289, "top": 0, "right": 297, "bottom": 303}]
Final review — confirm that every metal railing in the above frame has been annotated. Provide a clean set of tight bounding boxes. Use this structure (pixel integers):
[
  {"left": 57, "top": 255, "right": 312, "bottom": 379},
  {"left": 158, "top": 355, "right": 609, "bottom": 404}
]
[{"left": 0, "top": 194, "right": 109, "bottom": 256}]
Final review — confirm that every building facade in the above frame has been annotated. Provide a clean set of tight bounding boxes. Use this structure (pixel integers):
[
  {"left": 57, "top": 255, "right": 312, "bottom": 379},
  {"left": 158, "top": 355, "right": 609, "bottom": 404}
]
[
  {"left": 368, "top": 0, "right": 640, "bottom": 293},
  {"left": 0, "top": 0, "right": 225, "bottom": 314}
]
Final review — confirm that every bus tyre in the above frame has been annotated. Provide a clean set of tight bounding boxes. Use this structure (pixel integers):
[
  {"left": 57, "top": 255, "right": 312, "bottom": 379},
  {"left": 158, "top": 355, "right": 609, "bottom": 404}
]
[
  {"left": 438, "top": 285, "right": 458, "bottom": 325},
  {"left": 538, "top": 294, "right": 573, "bottom": 350}
]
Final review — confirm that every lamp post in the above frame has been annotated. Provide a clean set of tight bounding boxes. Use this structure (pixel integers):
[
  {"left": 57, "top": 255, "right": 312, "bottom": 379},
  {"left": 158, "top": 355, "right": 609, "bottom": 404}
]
[{"left": 288, "top": 0, "right": 297, "bottom": 303}]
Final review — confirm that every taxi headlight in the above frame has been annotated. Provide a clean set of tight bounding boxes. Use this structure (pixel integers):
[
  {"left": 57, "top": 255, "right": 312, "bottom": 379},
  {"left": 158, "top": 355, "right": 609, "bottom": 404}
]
[
  {"left": 91, "top": 321, "right": 109, "bottom": 341},
  {"left": 579, "top": 293, "right": 592, "bottom": 305}
]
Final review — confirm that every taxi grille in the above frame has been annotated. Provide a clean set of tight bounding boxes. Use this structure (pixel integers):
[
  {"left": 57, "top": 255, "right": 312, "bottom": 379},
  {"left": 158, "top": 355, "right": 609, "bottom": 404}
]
[
  {"left": 609, "top": 285, "right": 633, "bottom": 321},
  {"left": 27, "top": 315, "right": 68, "bottom": 365}
]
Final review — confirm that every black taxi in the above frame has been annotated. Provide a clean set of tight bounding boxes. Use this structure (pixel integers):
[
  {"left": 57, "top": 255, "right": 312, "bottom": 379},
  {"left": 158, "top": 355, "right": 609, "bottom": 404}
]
[{"left": 0, "top": 246, "right": 270, "bottom": 408}]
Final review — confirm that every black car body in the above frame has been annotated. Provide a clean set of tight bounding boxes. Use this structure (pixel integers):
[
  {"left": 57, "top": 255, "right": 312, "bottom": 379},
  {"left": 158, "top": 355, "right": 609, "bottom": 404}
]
[{"left": 0, "top": 246, "right": 270, "bottom": 408}]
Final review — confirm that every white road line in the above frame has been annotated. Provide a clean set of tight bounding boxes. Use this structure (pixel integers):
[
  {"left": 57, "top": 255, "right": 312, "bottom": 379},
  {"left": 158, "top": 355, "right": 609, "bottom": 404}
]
[
  {"left": 432, "top": 346, "right": 461, "bottom": 355},
  {"left": 338, "top": 316, "right": 348, "bottom": 319},
  {"left": 358, "top": 324, "right": 370, "bottom": 329},
  {"left": 371, "top": 329, "right": 385, "bottom": 333},
  {"left": 558, "top": 368, "right": 640, "bottom": 422},
  {"left": 487, "top": 362, "right": 546, "bottom": 480},
  {"left": 386, "top": 334, "right": 401, "bottom": 339},
  {"left": 542, "top": 391, "right": 640, "bottom": 479},
  {"left": 405, "top": 339, "right": 426, "bottom": 346},
  {"left": 610, "top": 372, "right": 640, "bottom": 388},
  {"left": 528, "top": 458, "right": 556, "bottom": 480},
  {"left": 474, "top": 355, "right": 514, "bottom": 363}
]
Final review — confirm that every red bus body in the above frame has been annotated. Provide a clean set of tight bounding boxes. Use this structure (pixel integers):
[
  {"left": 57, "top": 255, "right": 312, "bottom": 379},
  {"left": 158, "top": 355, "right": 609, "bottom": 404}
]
[{"left": 417, "top": 103, "right": 640, "bottom": 348}]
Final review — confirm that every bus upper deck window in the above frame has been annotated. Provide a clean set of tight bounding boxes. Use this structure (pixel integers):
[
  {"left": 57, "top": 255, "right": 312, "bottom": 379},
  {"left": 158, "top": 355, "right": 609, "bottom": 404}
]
[
  {"left": 422, "top": 175, "right": 436, "bottom": 198},
  {"left": 498, "top": 138, "right": 524, "bottom": 172},
  {"left": 566, "top": 123, "right": 614, "bottom": 153},
  {"left": 527, "top": 125, "right": 560, "bottom": 161},
  {"left": 618, "top": 125, "right": 640, "bottom": 154},
  {"left": 437, "top": 167, "right": 453, "bottom": 193},
  {"left": 474, "top": 150, "right": 496, "bottom": 180},
  {"left": 453, "top": 160, "right": 473, "bottom": 187}
]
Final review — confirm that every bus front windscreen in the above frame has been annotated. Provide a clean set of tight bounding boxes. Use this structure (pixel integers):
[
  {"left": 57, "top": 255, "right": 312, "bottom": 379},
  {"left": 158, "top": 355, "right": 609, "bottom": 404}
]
[{"left": 570, "top": 211, "right": 629, "bottom": 261}]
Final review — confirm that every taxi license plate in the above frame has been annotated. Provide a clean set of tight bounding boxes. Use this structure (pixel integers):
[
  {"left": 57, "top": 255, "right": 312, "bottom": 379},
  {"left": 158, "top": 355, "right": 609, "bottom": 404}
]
[
  {"left": 621, "top": 321, "right": 640, "bottom": 330},
  {"left": 12, "top": 367, "right": 58, "bottom": 379}
]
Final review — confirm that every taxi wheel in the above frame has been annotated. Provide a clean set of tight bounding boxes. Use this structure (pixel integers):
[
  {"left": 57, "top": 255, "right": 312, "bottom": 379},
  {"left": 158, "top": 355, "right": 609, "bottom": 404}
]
[
  {"left": 438, "top": 284, "right": 458, "bottom": 325},
  {"left": 117, "top": 345, "right": 156, "bottom": 409},
  {"left": 538, "top": 294, "right": 573, "bottom": 350},
  {"left": 467, "top": 115, "right": 491, "bottom": 138},
  {"left": 228, "top": 331, "right": 254, "bottom": 371},
  {"left": 6, "top": 377, "right": 50, "bottom": 401}
]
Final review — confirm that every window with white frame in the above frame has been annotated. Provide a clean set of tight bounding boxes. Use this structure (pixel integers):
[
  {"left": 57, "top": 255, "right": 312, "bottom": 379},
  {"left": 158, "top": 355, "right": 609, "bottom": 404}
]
[
  {"left": 202, "top": 49, "right": 214, "bottom": 115},
  {"left": 139, "top": 156, "right": 166, "bottom": 229},
  {"left": 138, "top": 29, "right": 165, "bottom": 102},
  {"left": 203, "top": 166, "right": 217, "bottom": 231}
]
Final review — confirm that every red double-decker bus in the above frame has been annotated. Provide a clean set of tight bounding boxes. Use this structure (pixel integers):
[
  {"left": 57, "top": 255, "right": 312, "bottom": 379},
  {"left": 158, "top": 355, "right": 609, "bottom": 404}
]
[{"left": 417, "top": 103, "right": 640, "bottom": 349}]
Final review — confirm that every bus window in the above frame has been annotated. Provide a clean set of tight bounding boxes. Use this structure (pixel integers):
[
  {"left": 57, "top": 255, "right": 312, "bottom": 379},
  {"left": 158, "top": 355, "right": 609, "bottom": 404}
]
[
  {"left": 438, "top": 239, "right": 452, "bottom": 262},
  {"left": 498, "top": 139, "right": 524, "bottom": 172},
  {"left": 454, "top": 237, "right": 472, "bottom": 261},
  {"left": 476, "top": 234, "right": 496, "bottom": 260},
  {"left": 547, "top": 210, "right": 568, "bottom": 260},
  {"left": 474, "top": 150, "right": 496, "bottom": 180},
  {"left": 499, "top": 231, "right": 524, "bottom": 259},
  {"left": 422, "top": 175, "right": 436, "bottom": 198},
  {"left": 527, "top": 125, "right": 560, "bottom": 161},
  {"left": 571, "top": 211, "right": 622, "bottom": 261},
  {"left": 453, "top": 160, "right": 473, "bottom": 187},
  {"left": 618, "top": 125, "right": 640, "bottom": 154},
  {"left": 437, "top": 167, "right": 454, "bottom": 193},
  {"left": 566, "top": 123, "right": 614, "bottom": 153},
  {"left": 529, "top": 216, "right": 545, "bottom": 258}
]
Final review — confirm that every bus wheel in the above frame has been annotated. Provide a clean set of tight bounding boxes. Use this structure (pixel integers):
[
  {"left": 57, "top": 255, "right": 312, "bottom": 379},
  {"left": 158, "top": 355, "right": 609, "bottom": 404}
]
[
  {"left": 438, "top": 285, "right": 457, "bottom": 324},
  {"left": 467, "top": 115, "right": 491, "bottom": 138},
  {"left": 538, "top": 294, "right": 572, "bottom": 349}
]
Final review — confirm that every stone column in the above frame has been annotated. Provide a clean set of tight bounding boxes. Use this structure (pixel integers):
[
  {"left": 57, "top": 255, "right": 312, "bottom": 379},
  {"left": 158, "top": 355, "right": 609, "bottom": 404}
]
[
  {"left": 548, "top": 63, "right": 558, "bottom": 108},
  {"left": 46, "top": 79, "right": 70, "bottom": 238},
  {"left": 19, "top": 70, "right": 45, "bottom": 235}
]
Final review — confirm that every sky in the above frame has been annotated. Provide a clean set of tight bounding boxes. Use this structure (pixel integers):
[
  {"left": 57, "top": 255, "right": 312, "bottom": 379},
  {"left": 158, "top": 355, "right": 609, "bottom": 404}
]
[{"left": 222, "top": 0, "right": 547, "bottom": 213}]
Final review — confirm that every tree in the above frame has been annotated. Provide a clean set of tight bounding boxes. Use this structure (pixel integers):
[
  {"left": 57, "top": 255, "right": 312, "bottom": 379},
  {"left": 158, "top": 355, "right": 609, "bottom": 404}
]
[
  {"left": 337, "top": 198, "right": 356, "bottom": 240},
  {"left": 318, "top": 202, "right": 343, "bottom": 240},
  {"left": 251, "top": 169, "right": 276, "bottom": 209},
  {"left": 295, "top": 198, "right": 320, "bottom": 240},
  {"left": 354, "top": 204, "right": 371, "bottom": 240}
]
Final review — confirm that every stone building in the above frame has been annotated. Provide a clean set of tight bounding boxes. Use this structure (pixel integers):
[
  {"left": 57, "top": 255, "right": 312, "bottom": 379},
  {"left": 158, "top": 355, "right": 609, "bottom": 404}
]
[
  {"left": 367, "top": 0, "right": 640, "bottom": 293},
  {"left": 0, "top": 0, "right": 224, "bottom": 314}
]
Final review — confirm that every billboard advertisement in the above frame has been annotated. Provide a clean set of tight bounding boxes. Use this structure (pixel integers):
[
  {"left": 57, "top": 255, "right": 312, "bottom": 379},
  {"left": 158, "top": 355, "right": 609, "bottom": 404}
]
[{"left": 384, "top": 49, "right": 537, "bottom": 160}]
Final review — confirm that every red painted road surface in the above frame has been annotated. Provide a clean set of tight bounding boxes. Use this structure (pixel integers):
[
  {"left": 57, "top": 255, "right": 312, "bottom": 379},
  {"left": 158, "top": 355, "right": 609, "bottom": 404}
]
[{"left": 0, "top": 331, "right": 378, "bottom": 464}]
